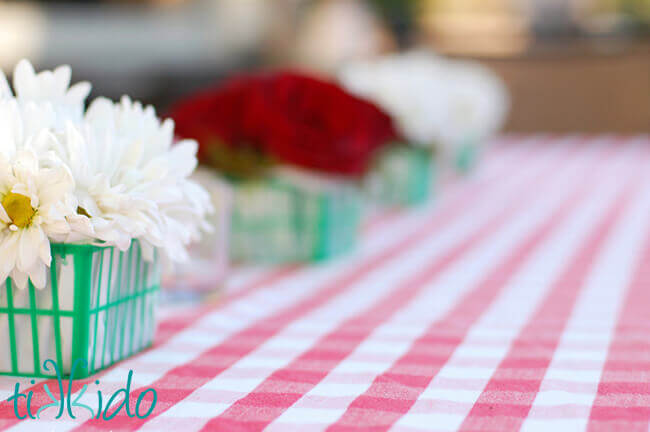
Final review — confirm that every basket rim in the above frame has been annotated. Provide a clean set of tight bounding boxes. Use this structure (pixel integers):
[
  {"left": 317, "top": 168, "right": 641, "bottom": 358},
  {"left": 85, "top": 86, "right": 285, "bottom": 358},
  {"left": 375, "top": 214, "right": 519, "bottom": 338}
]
[{"left": 50, "top": 242, "right": 135, "bottom": 254}]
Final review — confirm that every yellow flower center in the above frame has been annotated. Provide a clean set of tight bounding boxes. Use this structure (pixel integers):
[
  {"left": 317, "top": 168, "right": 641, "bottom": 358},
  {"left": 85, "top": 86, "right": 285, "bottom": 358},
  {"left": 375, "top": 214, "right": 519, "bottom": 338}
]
[
  {"left": 77, "top": 206, "right": 91, "bottom": 218},
  {"left": 2, "top": 192, "right": 36, "bottom": 228}
]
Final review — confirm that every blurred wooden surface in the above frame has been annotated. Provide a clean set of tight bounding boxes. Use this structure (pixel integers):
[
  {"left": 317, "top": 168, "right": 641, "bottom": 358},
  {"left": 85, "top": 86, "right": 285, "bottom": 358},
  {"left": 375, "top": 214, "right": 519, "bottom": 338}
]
[{"left": 481, "top": 40, "right": 650, "bottom": 133}]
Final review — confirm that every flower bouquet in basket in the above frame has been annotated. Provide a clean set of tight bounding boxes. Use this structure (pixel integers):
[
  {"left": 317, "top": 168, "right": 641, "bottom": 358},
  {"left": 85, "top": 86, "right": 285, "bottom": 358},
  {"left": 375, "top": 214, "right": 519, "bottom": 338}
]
[
  {"left": 0, "top": 61, "right": 211, "bottom": 378},
  {"left": 170, "top": 72, "right": 397, "bottom": 263},
  {"left": 340, "top": 51, "right": 509, "bottom": 201}
]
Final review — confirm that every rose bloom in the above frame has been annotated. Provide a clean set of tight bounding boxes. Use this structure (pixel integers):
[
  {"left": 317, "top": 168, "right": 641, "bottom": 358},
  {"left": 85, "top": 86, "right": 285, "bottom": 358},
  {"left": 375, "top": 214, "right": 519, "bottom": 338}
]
[{"left": 169, "top": 71, "right": 397, "bottom": 178}]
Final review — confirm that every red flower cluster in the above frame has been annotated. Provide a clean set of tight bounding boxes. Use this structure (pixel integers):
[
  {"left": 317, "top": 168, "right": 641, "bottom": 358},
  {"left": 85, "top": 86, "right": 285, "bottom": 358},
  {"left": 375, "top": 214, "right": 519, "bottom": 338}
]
[{"left": 169, "top": 72, "right": 397, "bottom": 177}]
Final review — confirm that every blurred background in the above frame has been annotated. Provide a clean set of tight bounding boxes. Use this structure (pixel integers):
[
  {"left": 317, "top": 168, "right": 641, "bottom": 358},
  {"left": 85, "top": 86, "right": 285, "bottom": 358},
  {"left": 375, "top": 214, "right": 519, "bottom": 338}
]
[{"left": 0, "top": 0, "right": 647, "bottom": 134}]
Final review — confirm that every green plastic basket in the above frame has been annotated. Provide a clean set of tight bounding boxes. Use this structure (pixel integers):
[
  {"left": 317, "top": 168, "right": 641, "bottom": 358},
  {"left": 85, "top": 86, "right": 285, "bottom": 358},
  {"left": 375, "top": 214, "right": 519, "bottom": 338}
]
[
  {"left": 455, "top": 141, "right": 481, "bottom": 174},
  {"left": 230, "top": 169, "right": 361, "bottom": 263},
  {"left": 365, "top": 144, "right": 435, "bottom": 207},
  {"left": 0, "top": 242, "right": 161, "bottom": 379}
]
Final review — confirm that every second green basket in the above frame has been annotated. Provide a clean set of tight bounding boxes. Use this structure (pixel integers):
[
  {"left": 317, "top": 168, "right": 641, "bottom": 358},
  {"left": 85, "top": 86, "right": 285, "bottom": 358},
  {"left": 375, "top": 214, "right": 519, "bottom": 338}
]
[{"left": 230, "top": 168, "right": 361, "bottom": 263}]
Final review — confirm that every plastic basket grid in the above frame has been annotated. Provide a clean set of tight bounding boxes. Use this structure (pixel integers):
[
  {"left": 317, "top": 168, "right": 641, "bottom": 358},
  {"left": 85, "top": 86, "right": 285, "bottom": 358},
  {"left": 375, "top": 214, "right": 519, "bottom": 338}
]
[
  {"left": 0, "top": 242, "right": 160, "bottom": 378},
  {"left": 455, "top": 141, "right": 480, "bottom": 174},
  {"left": 231, "top": 175, "right": 361, "bottom": 263},
  {"left": 367, "top": 144, "right": 435, "bottom": 206}
]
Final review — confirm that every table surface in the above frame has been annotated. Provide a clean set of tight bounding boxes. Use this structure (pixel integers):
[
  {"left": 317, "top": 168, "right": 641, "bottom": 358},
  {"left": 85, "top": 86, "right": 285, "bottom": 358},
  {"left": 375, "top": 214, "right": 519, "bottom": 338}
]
[{"left": 2, "top": 135, "right": 650, "bottom": 431}]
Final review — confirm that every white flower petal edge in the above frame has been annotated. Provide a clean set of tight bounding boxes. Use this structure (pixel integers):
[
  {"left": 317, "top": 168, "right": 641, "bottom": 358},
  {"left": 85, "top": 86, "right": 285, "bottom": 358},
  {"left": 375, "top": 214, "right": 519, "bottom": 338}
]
[
  {"left": 13, "top": 59, "right": 91, "bottom": 124},
  {"left": 0, "top": 69, "right": 11, "bottom": 99}
]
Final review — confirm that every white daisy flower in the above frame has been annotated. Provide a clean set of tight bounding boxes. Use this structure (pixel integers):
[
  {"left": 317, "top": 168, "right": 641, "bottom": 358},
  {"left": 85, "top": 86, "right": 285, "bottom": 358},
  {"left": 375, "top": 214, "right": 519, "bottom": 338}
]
[
  {"left": 0, "top": 59, "right": 212, "bottom": 291},
  {"left": 339, "top": 51, "right": 509, "bottom": 151},
  {"left": 43, "top": 122, "right": 145, "bottom": 251},
  {"left": 434, "top": 60, "right": 509, "bottom": 147},
  {"left": 0, "top": 150, "right": 74, "bottom": 289},
  {"left": 81, "top": 96, "right": 212, "bottom": 262}
]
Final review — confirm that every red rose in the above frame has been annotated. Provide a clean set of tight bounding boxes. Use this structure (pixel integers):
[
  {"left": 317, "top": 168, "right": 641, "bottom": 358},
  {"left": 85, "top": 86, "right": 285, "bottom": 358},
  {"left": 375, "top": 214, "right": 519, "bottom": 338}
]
[
  {"left": 169, "top": 77, "right": 278, "bottom": 178},
  {"left": 169, "top": 71, "right": 397, "bottom": 178},
  {"left": 257, "top": 72, "right": 397, "bottom": 176},
  {"left": 170, "top": 77, "right": 267, "bottom": 160}
]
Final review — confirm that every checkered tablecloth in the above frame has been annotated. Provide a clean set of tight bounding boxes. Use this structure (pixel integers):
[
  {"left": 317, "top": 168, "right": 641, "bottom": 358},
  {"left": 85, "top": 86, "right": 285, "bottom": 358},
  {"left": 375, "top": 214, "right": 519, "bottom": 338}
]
[{"left": 2, "top": 135, "right": 650, "bottom": 431}]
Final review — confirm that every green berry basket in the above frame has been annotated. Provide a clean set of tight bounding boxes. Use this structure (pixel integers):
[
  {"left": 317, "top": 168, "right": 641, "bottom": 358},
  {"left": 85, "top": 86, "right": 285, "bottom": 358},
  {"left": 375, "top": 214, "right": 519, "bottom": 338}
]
[
  {"left": 230, "top": 168, "right": 361, "bottom": 263},
  {"left": 0, "top": 241, "right": 161, "bottom": 379},
  {"left": 455, "top": 140, "right": 481, "bottom": 174},
  {"left": 365, "top": 144, "right": 436, "bottom": 207}
]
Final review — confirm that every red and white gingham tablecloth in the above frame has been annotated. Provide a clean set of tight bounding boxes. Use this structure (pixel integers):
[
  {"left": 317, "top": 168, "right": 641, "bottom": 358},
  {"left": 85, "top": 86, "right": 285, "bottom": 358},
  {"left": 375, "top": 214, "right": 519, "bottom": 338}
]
[{"left": 2, "top": 135, "right": 650, "bottom": 431}]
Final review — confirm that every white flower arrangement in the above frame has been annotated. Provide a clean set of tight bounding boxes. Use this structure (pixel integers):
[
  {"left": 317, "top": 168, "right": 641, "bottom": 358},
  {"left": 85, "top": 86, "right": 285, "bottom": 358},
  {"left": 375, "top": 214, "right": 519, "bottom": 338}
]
[
  {"left": 0, "top": 60, "right": 212, "bottom": 290},
  {"left": 339, "top": 51, "right": 510, "bottom": 152}
]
